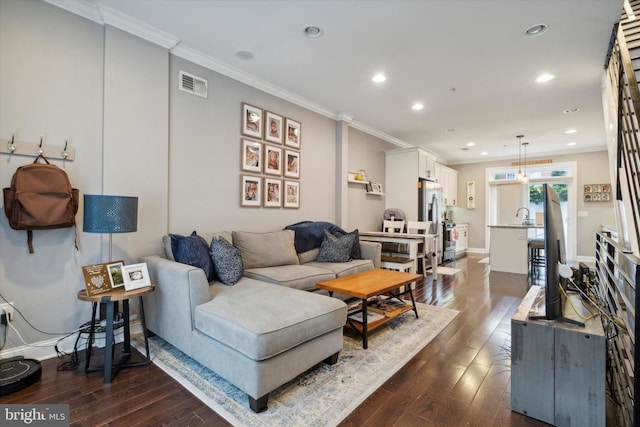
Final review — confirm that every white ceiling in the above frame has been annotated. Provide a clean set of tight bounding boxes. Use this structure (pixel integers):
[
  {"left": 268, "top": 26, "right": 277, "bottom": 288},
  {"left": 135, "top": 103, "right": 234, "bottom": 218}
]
[{"left": 62, "top": 0, "right": 623, "bottom": 164}]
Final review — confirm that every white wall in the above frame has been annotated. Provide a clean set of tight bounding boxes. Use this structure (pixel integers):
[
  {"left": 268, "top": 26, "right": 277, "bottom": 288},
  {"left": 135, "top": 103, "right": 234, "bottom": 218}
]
[{"left": 346, "top": 128, "right": 395, "bottom": 231}]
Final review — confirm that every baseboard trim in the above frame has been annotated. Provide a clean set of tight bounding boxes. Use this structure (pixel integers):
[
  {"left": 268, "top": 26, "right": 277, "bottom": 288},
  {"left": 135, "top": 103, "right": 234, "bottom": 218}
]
[{"left": 0, "top": 321, "right": 143, "bottom": 361}]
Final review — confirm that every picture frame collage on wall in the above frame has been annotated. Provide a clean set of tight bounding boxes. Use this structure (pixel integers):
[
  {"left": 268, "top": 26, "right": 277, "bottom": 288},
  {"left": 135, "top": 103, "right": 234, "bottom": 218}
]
[
  {"left": 240, "top": 102, "right": 301, "bottom": 208},
  {"left": 584, "top": 183, "right": 611, "bottom": 202}
]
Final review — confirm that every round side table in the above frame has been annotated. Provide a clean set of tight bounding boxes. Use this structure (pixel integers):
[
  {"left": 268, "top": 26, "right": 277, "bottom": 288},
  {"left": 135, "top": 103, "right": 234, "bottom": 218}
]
[{"left": 77, "top": 285, "right": 154, "bottom": 383}]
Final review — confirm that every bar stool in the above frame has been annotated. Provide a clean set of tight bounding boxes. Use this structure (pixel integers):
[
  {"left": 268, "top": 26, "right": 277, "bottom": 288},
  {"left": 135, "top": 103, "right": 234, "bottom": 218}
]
[{"left": 528, "top": 239, "right": 545, "bottom": 287}]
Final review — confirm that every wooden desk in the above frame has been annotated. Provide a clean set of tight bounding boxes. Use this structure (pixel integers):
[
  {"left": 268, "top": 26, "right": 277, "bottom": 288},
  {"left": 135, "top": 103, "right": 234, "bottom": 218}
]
[
  {"left": 359, "top": 231, "right": 438, "bottom": 278},
  {"left": 77, "top": 286, "right": 154, "bottom": 383}
]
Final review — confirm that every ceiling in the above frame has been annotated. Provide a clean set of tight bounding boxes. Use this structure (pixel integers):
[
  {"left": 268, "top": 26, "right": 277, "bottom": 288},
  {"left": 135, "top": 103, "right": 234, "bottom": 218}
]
[{"left": 64, "top": 0, "right": 623, "bottom": 164}]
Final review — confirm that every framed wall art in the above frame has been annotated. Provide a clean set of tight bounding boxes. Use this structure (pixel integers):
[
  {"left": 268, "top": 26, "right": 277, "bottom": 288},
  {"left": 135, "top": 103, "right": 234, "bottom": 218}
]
[
  {"left": 241, "top": 139, "right": 262, "bottom": 173},
  {"left": 264, "top": 177, "right": 282, "bottom": 208},
  {"left": 584, "top": 183, "right": 611, "bottom": 202},
  {"left": 241, "top": 102, "right": 263, "bottom": 140},
  {"left": 284, "top": 180, "right": 300, "bottom": 209},
  {"left": 284, "top": 149, "right": 300, "bottom": 178},
  {"left": 122, "top": 262, "right": 151, "bottom": 291},
  {"left": 264, "top": 111, "right": 283, "bottom": 144},
  {"left": 264, "top": 144, "right": 283, "bottom": 176},
  {"left": 285, "top": 117, "right": 301, "bottom": 149},
  {"left": 241, "top": 174, "right": 262, "bottom": 207}
]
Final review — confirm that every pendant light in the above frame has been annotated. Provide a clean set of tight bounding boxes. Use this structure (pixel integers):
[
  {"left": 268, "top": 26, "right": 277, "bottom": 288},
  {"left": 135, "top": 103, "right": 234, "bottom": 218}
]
[
  {"left": 516, "top": 135, "right": 524, "bottom": 181},
  {"left": 522, "top": 142, "right": 529, "bottom": 184}
]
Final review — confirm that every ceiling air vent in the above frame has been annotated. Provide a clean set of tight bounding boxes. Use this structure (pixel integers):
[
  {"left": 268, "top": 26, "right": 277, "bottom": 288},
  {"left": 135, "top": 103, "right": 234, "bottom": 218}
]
[{"left": 179, "top": 71, "right": 208, "bottom": 99}]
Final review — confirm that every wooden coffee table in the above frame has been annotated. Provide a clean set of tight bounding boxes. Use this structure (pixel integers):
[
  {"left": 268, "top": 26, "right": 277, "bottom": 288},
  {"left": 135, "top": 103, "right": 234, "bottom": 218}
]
[{"left": 316, "top": 269, "right": 421, "bottom": 349}]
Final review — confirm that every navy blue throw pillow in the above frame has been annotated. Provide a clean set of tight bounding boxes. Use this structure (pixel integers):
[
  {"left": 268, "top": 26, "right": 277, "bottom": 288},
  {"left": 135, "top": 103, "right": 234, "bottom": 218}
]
[
  {"left": 170, "top": 232, "right": 216, "bottom": 282},
  {"left": 210, "top": 236, "right": 243, "bottom": 285}
]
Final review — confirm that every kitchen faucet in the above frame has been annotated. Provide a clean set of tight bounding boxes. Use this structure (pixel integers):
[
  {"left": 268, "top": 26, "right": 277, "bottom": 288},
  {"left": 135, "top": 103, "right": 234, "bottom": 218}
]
[{"left": 516, "top": 207, "right": 530, "bottom": 223}]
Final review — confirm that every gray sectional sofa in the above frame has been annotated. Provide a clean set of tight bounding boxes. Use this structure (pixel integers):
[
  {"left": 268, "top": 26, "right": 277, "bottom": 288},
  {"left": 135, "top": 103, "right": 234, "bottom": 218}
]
[{"left": 142, "top": 228, "right": 381, "bottom": 412}]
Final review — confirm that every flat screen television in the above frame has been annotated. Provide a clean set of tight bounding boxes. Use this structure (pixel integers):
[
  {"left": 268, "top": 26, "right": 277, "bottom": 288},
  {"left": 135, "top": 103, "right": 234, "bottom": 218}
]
[{"left": 529, "top": 184, "right": 584, "bottom": 326}]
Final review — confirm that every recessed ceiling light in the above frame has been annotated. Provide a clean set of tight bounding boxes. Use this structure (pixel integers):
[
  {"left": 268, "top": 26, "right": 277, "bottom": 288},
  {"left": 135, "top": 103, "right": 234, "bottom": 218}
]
[
  {"left": 563, "top": 107, "right": 580, "bottom": 114},
  {"left": 480, "top": 151, "right": 488, "bottom": 156},
  {"left": 235, "top": 50, "right": 254, "bottom": 60},
  {"left": 466, "top": 142, "right": 476, "bottom": 147},
  {"left": 412, "top": 103, "right": 424, "bottom": 111},
  {"left": 565, "top": 129, "right": 577, "bottom": 134},
  {"left": 523, "top": 24, "right": 549, "bottom": 38},
  {"left": 536, "top": 73, "right": 555, "bottom": 83},
  {"left": 304, "top": 26, "right": 323, "bottom": 38},
  {"left": 372, "top": 73, "right": 386, "bottom": 83},
  {"left": 568, "top": 142, "right": 577, "bottom": 146}
]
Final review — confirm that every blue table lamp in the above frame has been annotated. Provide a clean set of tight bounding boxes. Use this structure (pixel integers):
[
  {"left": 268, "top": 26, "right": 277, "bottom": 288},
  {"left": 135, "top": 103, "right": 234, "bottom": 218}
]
[{"left": 83, "top": 195, "right": 138, "bottom": 262}]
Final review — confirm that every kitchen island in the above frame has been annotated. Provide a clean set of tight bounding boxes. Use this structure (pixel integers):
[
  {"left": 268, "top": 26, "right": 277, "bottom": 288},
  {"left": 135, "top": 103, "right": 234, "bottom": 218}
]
[{"left": 488, "top": 225, "right": 543, "bottom": 274}]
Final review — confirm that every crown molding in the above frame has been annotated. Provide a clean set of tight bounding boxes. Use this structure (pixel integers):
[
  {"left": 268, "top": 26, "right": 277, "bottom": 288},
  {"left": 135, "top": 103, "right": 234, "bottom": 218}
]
[
  {"left": 43, "top": 0, "right": 102, "bottom": 24},
  {"left": 44, "top": 0, "right": 412, "bottom": 150},
  {"left": 348, "top": 120, "right": 413, "bottom": 149},
  {"left": 99, "top": 4, "right": 181, "bottom": 49},
  {"left": 170, "top": 44, "right": 337, "bottom": 120},
  {"left": 43, "top": 0, "right": 180, "bottom": 49}
]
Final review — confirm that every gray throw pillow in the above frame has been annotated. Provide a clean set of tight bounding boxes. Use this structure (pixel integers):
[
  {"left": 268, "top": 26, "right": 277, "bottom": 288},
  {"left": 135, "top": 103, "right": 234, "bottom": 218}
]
[
  {"left": 170, "top": 232, "right": 216, "bottom": 281},
  {"left": 333, "top": 228, "right": 362, "bottom": 259},
  {"left": 210, "top": 236, "right": 243, "bottom": 285},
  {"left": 316, "top": 230, "right": 355, "bottom": 263}
]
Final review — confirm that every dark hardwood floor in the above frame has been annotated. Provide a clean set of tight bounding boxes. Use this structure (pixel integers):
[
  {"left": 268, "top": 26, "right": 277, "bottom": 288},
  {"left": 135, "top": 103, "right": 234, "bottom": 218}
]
[{"left": 0, "top": 254, "right": 615, "bottom": 426}]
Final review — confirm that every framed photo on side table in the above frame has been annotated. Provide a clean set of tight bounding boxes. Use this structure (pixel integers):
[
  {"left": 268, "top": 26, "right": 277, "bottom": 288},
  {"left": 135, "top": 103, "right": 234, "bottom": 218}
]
[
  {"left": 284, "top": 117, "right": 301, "bottom": 149},
  {"left": 241, "top": 174, "right": 262, "bottom": 207},
  {"left": 284, "top": 180, "right": 300, "bottom": 209},
  {"left": 241, "top": 103, "right": 263, "bottom": 140},
  {"left": 264, "top": 177, "right": 282, "bottom": 208},
  {"left": 81, "top": 262, "right": 115, "bottom": 296},
  {"left": 122, "top": 263, "right": 151, "bottom": 291},
  {"left": 264, "top": 111, "right": 283, "bottom": 144},
  {"left": 284, "top": 149, "right": 300, "bottom": 178},
  {"left": 107, "top": 261, "right": 125, "bottom": 288}
]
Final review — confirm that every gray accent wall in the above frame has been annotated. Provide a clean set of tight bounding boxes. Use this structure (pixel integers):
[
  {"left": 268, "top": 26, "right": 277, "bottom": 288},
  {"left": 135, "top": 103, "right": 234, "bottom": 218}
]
[{"left": 0, "top": 0, "right": 389, "bottom": 352}]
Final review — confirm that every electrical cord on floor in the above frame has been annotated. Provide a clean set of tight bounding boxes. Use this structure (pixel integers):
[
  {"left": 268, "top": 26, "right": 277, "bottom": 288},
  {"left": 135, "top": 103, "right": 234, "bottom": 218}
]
[{"left": 0, "top": 291, "right": 82, "bottom": 337}]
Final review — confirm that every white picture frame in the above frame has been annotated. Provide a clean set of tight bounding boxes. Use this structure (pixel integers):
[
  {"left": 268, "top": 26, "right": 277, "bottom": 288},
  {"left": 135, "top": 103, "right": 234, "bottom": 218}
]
[{"left": 122, "top": 263, "right": 151, "bottom": 291}]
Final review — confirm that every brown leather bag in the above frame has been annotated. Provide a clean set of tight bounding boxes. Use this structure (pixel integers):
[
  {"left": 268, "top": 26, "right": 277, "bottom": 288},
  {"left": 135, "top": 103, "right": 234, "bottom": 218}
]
[{"left": 3, "top": 155, "right": 79, "bottom": 253}]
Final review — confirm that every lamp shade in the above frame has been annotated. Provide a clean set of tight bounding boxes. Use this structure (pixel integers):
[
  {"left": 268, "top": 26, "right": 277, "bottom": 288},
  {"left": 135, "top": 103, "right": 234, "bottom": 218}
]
[{"left": 83, "top": 195, "right": 138, "bottom": 234}]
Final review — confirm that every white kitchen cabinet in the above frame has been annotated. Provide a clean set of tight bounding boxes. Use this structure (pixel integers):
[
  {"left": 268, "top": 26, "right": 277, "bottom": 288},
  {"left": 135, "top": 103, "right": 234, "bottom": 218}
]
[
  {"left": 385, "top": 148, "right": 437, "bottom": 219},
  {"left": 456, "top": 223, "right": 468, "bottom": 254},
  {"left": 418, "top": 150, "right": 436, "bottom": 180},
  {"left": 435, "top": 163, "right": 459, "bottom": 206}
]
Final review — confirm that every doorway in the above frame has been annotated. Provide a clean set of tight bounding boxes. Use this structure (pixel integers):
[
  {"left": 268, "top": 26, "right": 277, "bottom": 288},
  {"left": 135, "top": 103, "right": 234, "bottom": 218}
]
[{"left": 486, "top": 162, "right": 577, "bottom": 260}]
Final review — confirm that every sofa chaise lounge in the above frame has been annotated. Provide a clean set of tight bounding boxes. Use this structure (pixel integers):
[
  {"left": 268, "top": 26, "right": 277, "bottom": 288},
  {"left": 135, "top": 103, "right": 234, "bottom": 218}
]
[{"left": 142, "top": 228, "right": 381, "bottom": 412}]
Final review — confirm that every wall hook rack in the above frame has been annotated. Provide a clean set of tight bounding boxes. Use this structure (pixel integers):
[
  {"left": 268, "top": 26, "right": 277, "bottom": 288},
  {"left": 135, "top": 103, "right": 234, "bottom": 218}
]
[{"left": 0, "top": 134, "right": 75, "bottom": 161}]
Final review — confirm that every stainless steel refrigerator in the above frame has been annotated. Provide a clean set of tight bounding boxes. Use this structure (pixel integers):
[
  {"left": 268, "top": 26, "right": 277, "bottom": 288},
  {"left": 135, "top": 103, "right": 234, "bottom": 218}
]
[{"left": 418, "top": 178, "right": 443, "bottom": 263}]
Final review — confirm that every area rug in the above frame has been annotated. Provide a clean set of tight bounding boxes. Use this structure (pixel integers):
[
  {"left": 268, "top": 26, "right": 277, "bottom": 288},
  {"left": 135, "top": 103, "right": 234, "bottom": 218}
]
[
  {"left": 436, "top": 266, "right": 462, "bottom": 275},
  {"left": 132, "top": 303, "right": 458, "bottom": 427}
]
